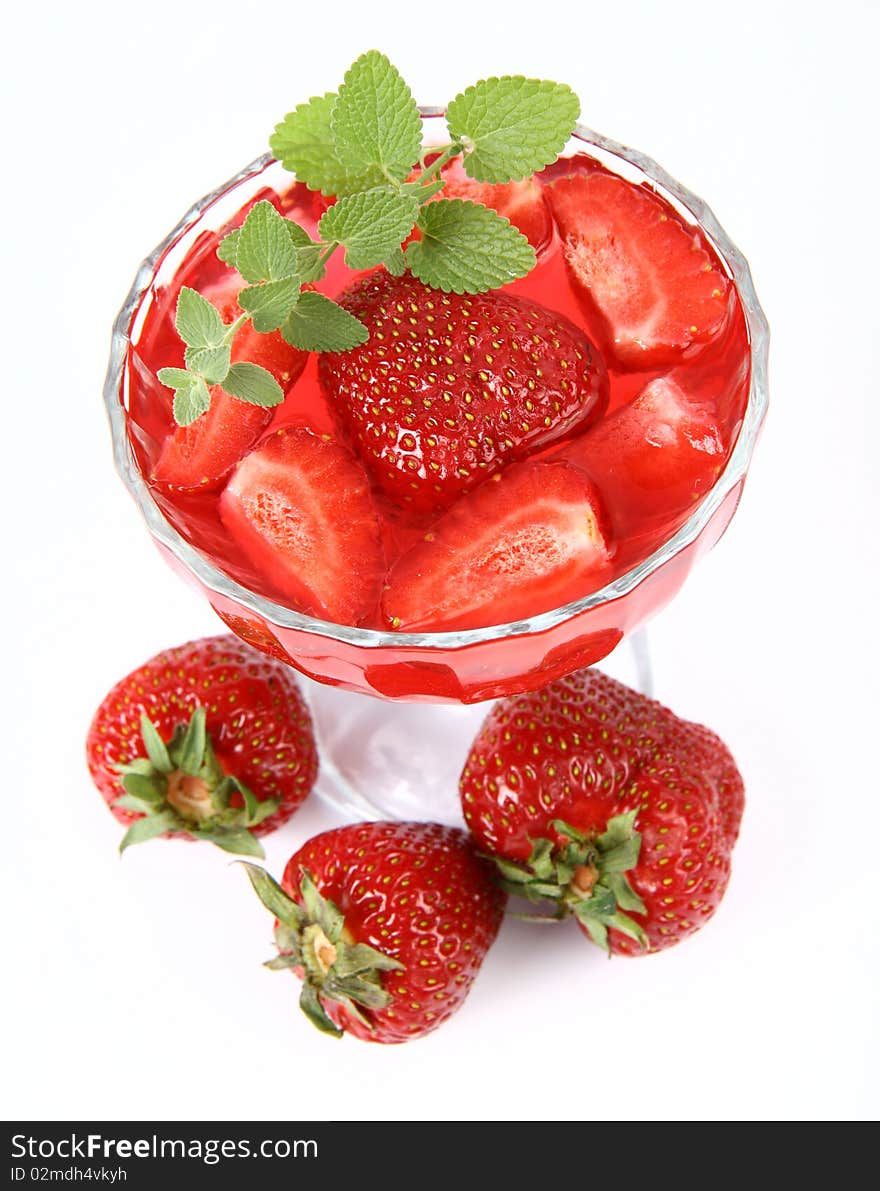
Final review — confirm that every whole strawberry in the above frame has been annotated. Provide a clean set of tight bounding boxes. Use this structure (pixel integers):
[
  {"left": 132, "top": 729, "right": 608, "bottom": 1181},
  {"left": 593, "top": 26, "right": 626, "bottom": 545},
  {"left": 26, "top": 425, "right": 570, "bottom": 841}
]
[
  {"left": 460, "top": 670, "right": 744, "bottom": 954},
  {"left": 86, "top": 635, "right": 317, "bottom": 856},
  {"left": 243, "top": 821, "right": 506, "bottom": 1043},
  {"left": 318, "top": 271, "right": 608, "bottom": 513}
]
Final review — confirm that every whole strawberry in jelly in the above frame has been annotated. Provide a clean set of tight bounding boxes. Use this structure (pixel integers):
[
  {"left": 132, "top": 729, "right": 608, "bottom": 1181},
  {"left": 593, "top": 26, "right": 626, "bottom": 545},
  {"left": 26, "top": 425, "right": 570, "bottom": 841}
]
[{"left": 318, "top": 271, "right": 608, "bottom": 513}]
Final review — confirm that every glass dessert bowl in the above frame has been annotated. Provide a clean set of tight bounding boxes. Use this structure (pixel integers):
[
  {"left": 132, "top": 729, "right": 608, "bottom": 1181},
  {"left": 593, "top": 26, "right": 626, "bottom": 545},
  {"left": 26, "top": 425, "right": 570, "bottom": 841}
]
[{"left": 105, "top": 116, "right": 768, "bottom": 720}]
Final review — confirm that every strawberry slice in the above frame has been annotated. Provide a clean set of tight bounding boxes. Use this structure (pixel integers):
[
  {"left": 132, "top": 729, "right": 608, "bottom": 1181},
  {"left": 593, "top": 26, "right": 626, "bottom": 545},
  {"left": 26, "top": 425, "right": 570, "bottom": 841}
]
[
  {"left": 546, "top": 172, "right": 731, "bottom": 369},
  {"left": 219, "top": 428, "right": 384, "bottom": 625},
  {"left": 383, "top": 460, "right": 613, "bottom": 632},
  {"left": 556, "top": 375, "right": 726, "bottom": 535},
  {"left": 152, "top": 279, "right": 308, "bottom": 492}
]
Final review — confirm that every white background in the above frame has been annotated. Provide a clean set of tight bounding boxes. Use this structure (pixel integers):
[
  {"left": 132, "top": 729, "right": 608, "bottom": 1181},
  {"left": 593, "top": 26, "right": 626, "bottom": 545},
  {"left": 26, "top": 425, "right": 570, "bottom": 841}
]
[{"left": 3, "top": 0, "right": 877, "bottom": 1122}]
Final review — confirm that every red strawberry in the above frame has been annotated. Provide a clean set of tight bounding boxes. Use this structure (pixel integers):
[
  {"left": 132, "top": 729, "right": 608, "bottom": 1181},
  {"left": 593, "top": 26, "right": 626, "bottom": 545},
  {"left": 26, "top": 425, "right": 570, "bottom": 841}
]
[
  {"left": 546, "top": 172, "right": 731, "bottom": 369},
  {"left": 152, "top": 278, "right": 309, "bottom": 492},
  {"left": 555, "top": 374, "right": 726, "bottom": 536},
  {"left": 318, "top": 272, "right": 608, "bottom": 513},
  {"left": 460, "top": 669, "right": 744, "bottom": 955},
  {"left": 86, "top": 635, "right": 318, "bottom": 856},
  {"left": 243, "top": 821, "right": 505, "bottom": 1043},
  {"left": 219, "top": 427, "right": 384, "bottom": 625},
  {"left": 383, "top": 459, "right": 613, "bottom": 632}
]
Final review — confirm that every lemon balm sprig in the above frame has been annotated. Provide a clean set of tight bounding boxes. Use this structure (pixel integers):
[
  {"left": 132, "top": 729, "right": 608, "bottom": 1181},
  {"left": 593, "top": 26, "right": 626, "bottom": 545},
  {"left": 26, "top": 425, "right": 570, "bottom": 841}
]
[{"left": 159, "top": 50, "right": 580, "bottom": 426}]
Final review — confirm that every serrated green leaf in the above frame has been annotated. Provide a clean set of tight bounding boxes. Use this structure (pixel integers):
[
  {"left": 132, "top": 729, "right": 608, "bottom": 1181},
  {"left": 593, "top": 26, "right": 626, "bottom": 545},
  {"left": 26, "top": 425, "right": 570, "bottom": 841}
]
[
  {"left": 240, "top": 863, "right": 304, "bottom": 930},
  {"left": 447, "top": 76, "right": 580, "bottom": 183},
  {"left": 294, "top": 244, "right": 326, "bottom": 283},
  {"left": 331, "top": 50, "right": 422, "bottom": 187},
  {"left": 238, "top": 278, "right": 302, "bottom": 333},
  {"left": 199, "top": 828, "right": 264, "bottom": 858},
  {"left": 244, "top": 797, "right": 278, "bottom": 828},
  {"left": 119, "top": 810, "right": 180, "bottom": 855},
  {"left": 382, "top": 245, "right": 406, "bottom": 276},
  {"left": 184, "top": 343, "right": 231, "bottom": 384},
  {"left": 234, "top": 200, "right": 301, "bottom": 284},
  {"left": 172, "top": 377, "right": 212, "bottom": 426},
  {"left": 139, "top": 714, "right": 172, "bottom": 774},
  {"left": 175, "top": 286, "right": 226, "bottom": 348},
  {"left": 283, "top": 220, "right": 314, "bottom": 247},
  {"left": 270, "top": 92, "right": 355, "bottom": 197},
  {"left": 221, "top": 362, "right": 284, "bottom": 408},
  {"left": 281, "top": 291, "right": 368, "bottom": 352},
  {"left": 217, "top": 228, "right": 240, "bottom": 267},
  {"left": 156, "top": 367, "right": 194, "bottom": 391},
  {"left": 407, "top": 199, "right": 535, "bottom": 293},
  {"left": 326, "top": 973, "right": 392, "bottom": 1011},
  {"left": 318, "top": 188, "right": 419, "bottom": 270}
]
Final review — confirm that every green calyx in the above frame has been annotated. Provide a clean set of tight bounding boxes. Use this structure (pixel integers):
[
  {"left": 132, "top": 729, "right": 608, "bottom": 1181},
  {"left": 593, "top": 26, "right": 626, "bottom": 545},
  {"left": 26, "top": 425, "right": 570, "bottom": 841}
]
[
  {"left": 494, "top": 813, "right": 649, "bottom": 954},
  {"left": 241, "top": 863, "right": 404, "bottom": 1039},
  {"left": 114, "top": 708, "right": 277, "bottom": 858}
]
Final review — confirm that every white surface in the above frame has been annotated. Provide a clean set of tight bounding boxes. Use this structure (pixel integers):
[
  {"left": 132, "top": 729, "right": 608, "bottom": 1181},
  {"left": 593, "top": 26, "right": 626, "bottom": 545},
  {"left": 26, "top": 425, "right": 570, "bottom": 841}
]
[{"left": 3, "top": 0, "right": 878, "bottom": 1122}]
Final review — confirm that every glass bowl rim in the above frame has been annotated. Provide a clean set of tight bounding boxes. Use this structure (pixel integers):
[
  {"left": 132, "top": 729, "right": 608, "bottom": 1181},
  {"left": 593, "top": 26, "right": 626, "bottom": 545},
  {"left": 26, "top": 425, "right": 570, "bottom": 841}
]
[{"left": 103, "top": 116, "right": 769, "bottom": 651}]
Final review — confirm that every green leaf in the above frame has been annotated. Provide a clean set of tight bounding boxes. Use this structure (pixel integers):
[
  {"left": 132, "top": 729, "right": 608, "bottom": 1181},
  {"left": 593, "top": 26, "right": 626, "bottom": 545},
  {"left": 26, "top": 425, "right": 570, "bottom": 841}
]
[
  {"left": 331, "top": 50, "right": 422, "bottom": 188},
  {"left": 234, "top": 200, "right": 301, "bottom": 284},
  {"left": 573, "top": 886, "right": 617, "bottom": 921},
  {"left": 493, "top": 856, "right": 534, "bottom": 885},
  {"left": 284, "top": 221, "right": 314, "bottom": 248},
  {"left": 199, "top": 828, "right": 264, "bottom": 858},
  {"left": 264, "top": 953, "right": 299, "bottom": 971},
  {"left": 156, "top": 367, "right": 194, "bottom": 391},
  {"left": 172, "top": 376, "right": 212, "bottom": 426},
  {"left": 270, "top": 92, "right": 354, "bottom": 197},
  {"left": 281, "top": 291, "right": 368, "bottom": 352},
  {"left": 217, "top": 228, "right": 241, "bottom": 267},
  {"left": 238, "top": 278, "right": 302, "bottom": 333},
  {"left": 598, "top": 836, "right": 642, "bottom": 874},
  {"left": 299, "top": 982, "right": 343, "bottom": 1037},
  {"left": 119, "top": 810, "right": 180, "bottom": 855},
  {"left": 240, "top": 863, "right": 304, "bottom": 930},
  {"left": 579, "top": 915, "right": 609, "bottom": 952},
  {"left": 221, "top": 362, "right": 284, "bottom": 407},
  {"left": 333, "top": 942, "right": 404, "bottom": 978},
  {"left": 407, "top": 199, "right": 535, "bottom": 293},
  {"left": 114, "top": 793, "right": 159, "bottom": 816},
  {"left": 446, "top": 76, "right": 580, "bottom": 183},
  {"left": 294, "top": 244, "right": 326, "bottom": 283},
  {"left": 381, "top": 245, "right": 406, "bottom": 276},
  {"left": 175, "top": 286, "right": 226, "bottom": 348},
  {"left": 184, "top": 343, "right": 231, "bottom": 385},
  {"left": 139, "top": 714, "right": 172, "bottom": 774},
  {"left": 120, "top": 772, "right": 164, "bottom": 805},
  {"left": 299, "top": 870, "right": 326, "bottom": 925},
  {"left": 327, "top": 973, "right": 392, "bottom": 1012},
  {"left": 596, "top": 810, "right": 639, "bottom": 852},
  {"left": 176, "top": 707, "right": 207, "bottom": 776},
  {"left": 604, "top": 911, "right": 649, "bottom": 950},
  {"left": 602, "top": 873, "right": 647, "bottom": 916},
  {"left": 318, "top": 188, "right": 419, "bottom": 270}
]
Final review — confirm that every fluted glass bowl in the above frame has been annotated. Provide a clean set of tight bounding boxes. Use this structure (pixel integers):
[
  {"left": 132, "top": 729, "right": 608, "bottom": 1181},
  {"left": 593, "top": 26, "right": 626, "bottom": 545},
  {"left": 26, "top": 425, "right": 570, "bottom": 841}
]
[{"left": 104, "top": 116, "right": 768, "bottom": 708}]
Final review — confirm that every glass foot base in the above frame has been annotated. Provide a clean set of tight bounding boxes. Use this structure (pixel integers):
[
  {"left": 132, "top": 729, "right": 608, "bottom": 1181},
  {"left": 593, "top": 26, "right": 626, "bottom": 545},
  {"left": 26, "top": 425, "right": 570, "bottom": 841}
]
[{"left": 302, "top": 631, "right": 653, "bottom": 827}]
